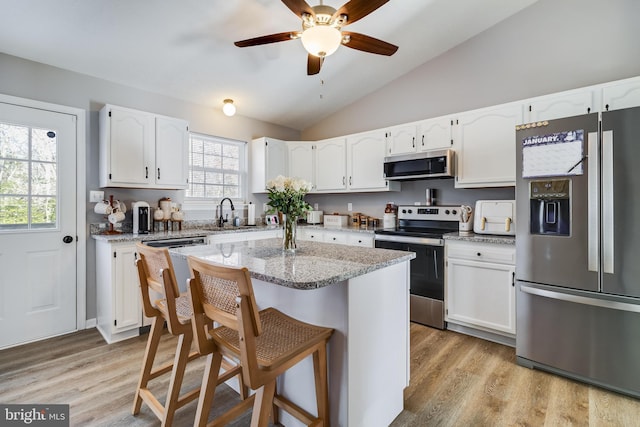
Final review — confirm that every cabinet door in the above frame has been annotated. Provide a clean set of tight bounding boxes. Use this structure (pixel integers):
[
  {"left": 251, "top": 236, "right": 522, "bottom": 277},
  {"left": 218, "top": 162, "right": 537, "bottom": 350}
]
[
  {"left": 417, "top": 117, "right": 453, "bottom": 151},
  {"left": 446, "top": 257, "right": 515, "bottom": 334},
  {"left": 454, "top": 103, "right": 523, "bottom": 188},
  {"left": 251, "top": 137, "right": 288, "bottom": 192},
  {"left": 386, "top": 125, "right": 417, "bottom": 156},
  {"left": 107, "top": 107, "right": 154, "bottom": 185},
  {"left": 527, "top": 89, "right": 594, "bottom": 122},
  {"left": 602, "top": 77, "right": 640, "bottom": 111},
  {"left": 288, "top": 142, "right": 315, "bottom": 189},
  {"left": 315, "top": 138, "right": 346, "bottom": 191},
  {"left": 347, "top": 132, "right": 387, "bottom": 190},
  {"left": 113, "top": 244, "right": 141, "bottom": 332},
  {"left": 155, "top": 116, "right": 189, "bottom": 189}
]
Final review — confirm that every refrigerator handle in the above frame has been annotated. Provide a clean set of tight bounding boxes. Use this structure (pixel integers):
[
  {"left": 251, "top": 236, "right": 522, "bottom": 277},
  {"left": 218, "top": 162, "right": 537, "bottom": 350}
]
[
  {"left": 520, "top": 285, "right": 640, "bottom": 313},
  {"left": 602, "top": 130, "right": 614, "bottom": 274},
  {"left": 587, "top": 131, "right": 599, "bottom": 272}
]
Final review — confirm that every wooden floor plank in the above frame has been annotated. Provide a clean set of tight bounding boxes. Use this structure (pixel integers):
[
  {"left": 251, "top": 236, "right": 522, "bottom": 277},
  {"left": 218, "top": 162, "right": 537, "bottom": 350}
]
[{"left": 2, "top": 325, "right": 640, "bottom": 426}]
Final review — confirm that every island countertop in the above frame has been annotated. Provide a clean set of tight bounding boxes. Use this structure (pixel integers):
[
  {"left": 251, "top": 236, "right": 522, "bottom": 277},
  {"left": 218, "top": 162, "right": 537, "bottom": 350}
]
[{"left": 170, "top": 238, "right": 415, "bottom": 290}]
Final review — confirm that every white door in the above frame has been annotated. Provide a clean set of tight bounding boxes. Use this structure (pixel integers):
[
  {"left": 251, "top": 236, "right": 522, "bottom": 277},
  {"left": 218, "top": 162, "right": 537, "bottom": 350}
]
[{"left": 0, "top": 102, "right": 77, "bottom": 349}]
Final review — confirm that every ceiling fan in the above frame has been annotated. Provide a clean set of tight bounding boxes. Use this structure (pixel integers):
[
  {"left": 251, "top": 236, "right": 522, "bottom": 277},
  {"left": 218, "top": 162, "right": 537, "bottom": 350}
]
[{"left": 234, "top": 0, "right": 398, "bottom": 75}]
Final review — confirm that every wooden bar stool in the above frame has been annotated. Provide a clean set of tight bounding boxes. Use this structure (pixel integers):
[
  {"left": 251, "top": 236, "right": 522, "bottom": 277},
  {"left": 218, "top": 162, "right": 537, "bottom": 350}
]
[
  {"left": 187, "top": 256, "right": 334, "bottom": 427},
  {"left": 132, "top": 243, "right": 244, "bottom": 426}
]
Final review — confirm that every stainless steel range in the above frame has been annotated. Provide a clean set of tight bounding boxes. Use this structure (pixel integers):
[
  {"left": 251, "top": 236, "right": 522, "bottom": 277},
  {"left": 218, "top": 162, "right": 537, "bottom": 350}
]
[{"left": 374, "top": 205, "right": 460, "bottom": 329}]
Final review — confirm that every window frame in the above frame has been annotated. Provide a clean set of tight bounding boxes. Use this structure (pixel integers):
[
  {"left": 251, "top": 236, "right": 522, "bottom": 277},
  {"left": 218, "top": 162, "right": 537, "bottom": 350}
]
[{"left": 182, "top": 132, "right": 248, "bottom": 213}]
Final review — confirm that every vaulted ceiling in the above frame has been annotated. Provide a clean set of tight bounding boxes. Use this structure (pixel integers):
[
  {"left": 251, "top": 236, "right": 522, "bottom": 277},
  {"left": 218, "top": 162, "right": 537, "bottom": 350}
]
[{"left": 0, "top": 0, "right": 537, "bottom": 130}]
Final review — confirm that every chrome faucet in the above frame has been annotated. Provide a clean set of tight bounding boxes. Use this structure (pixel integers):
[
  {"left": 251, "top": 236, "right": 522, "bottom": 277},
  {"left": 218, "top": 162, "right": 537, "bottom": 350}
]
[{"left": 218, "top": 197, "right": 235, "bottom": 227}]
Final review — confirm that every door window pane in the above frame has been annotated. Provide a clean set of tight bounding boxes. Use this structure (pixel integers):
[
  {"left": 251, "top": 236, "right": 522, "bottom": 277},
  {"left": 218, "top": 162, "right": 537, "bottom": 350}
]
[{"left": 0, "top": 122, "right": 58, "bottom": 230}]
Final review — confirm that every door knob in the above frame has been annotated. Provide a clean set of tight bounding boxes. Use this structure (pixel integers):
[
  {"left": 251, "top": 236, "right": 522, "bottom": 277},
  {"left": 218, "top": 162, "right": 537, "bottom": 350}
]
[{"left": 63, "top": 235, "right": 74, "bottom": 244}]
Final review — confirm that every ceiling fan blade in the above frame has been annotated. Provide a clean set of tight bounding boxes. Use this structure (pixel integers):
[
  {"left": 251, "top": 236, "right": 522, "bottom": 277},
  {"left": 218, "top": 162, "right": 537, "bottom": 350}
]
[
  {"left": 281, "top": 0, "right": 314, "bottom": 18},
  {"left": 333, "top": 0, "right": 389, "bottom": 25},
  {"left": 307, "top": 54, "right": 323, "bottom": 75},
  {"left": 341, "top": 32, "right": 398, "bottom": 56},
  {"left": 234, "top": 32, "right": 298, "bottom": 47}
]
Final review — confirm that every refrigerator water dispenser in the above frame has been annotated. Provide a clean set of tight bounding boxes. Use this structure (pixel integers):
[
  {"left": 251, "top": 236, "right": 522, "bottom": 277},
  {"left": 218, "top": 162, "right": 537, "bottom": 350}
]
[{"left": 529, "top": 179, "right": 570, "bottom": 236}]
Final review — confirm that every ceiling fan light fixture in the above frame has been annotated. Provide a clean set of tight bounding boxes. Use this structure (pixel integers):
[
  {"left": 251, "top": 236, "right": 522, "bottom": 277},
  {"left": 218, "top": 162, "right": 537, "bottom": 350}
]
[
  {"left": 301, "top": 25, "right": 342, "bottom": 58},
  {"left": 222, "top": 98, "right": 236, "bottom": 117}
]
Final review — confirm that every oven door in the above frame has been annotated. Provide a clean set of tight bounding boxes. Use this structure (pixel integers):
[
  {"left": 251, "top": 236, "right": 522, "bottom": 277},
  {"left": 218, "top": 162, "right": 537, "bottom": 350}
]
[
  {"left": 375, "top": 239, "right": 444, "bottom": 299},
  {"left": 376, "top": 238, "right": 445, "bottom": 328}
]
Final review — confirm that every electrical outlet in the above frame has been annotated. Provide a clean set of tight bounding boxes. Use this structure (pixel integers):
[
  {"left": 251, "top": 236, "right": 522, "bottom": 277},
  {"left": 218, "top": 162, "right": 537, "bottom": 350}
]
[
  {"left": 90, "top": 190, "right": 104, "bottom": 203},
  {"left": 314, "top": 203, "right": 319, "bottom": 210},
  {"left": 347, "top": 203, "right": 353, "bottom": 211}
]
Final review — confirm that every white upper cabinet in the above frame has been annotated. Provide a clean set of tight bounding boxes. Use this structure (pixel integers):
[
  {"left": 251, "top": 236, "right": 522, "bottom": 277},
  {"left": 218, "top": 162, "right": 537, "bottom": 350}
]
[
  {"left": 250, "top": 137, "right": 288, "bottom": 193},
  {"left": 417, "top": 116, "right": 454, "bottom": 152},
  {"left": 601, "top": 76, "right": 640, "bottom": 111},
  {"left": 386, "top": 124, "right": 417, "bottom": 156},
  {"left": 526, "top": 88, "right": 595, "bottom": 122},
  {"left": 347, "top": 131, "right": 390, "bottom": 191},
  {"left": 99, "top": 104, "right": 188, "bottom": 189},
  {"left": 155, "top": 116, "right": 189, "bottom": 188},
  {"left": 288, "top": 142, "right": 315, "bottom": 190},
  {"left": 454, "top": 102, "right": 524, "bottom": 188},
  {"left": 314, "top": 137, "right": 347, "bottom": 192}
]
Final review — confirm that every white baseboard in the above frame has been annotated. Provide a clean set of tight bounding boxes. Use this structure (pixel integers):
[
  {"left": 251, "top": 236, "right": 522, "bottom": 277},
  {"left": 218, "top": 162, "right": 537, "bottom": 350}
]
[{"left": 85, "top": 318, "right": 97, "bottom": 329}]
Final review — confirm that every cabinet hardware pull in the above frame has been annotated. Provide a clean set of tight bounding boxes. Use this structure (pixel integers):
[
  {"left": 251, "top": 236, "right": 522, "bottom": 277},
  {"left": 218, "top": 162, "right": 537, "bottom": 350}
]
[
  {"left": 157, "top": 168, "right": 160, "bottom": 179},
  {"left": 412, "top": 137, "right": 415, "bottom": 148},
  {"left": 477, "top": 252, "right": 481, "bottom": 256},
  {"left": 422, "top": 135, "right": 425, "bottom": 146},
  {"left": 145, "top": 167, "right": 148, "bottom": 179}
]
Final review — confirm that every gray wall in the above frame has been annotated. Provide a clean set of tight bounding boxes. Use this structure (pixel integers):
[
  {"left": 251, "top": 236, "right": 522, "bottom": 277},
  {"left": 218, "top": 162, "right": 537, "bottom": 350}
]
[
  {"left": 302, "top": 0, "right": 640, "bottom": 140},
  {"left": 1, "top": 0, "right": 639, "bottom": 322},
  {"left": 0, "top": 53, "right": 300, "bottom": 320}
]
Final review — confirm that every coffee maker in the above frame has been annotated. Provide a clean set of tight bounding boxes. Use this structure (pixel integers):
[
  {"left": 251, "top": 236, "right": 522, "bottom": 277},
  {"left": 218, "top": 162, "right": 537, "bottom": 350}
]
[{"left": 132, "top": 201, "right": 151, "bottom": 234}]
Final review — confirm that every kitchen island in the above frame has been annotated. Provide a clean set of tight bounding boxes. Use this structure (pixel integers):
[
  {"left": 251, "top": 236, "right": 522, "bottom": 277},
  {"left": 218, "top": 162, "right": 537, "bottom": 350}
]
[{"left": 171, "top": 238, "right": 415, "bottom": 427}]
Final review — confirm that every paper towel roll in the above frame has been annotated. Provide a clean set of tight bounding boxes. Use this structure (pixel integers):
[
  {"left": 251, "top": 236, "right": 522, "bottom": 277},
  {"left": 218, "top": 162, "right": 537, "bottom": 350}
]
[{"left": 247, "top": 202, "right": 256, "bottom": 226}]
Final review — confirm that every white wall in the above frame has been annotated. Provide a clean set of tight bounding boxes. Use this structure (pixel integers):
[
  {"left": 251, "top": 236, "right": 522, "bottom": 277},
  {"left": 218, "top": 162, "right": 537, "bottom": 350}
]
[{"left": 302, "top": 0, "right": 640, "bottom": 140}]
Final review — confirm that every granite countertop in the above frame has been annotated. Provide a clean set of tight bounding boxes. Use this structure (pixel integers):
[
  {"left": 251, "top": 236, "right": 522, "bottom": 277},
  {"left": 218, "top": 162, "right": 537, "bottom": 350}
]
[
  {"left": 444, "top": 231, "right": 516, "bottom": 245},
  {"left": 170, "top": 238, "right": 415, "bottom": 290}
]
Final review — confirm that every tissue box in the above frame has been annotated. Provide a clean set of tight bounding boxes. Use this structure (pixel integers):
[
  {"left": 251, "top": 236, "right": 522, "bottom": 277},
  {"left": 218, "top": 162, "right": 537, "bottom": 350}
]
[{"left": 323, "top": 215, "right": 349, "bottom": 228}]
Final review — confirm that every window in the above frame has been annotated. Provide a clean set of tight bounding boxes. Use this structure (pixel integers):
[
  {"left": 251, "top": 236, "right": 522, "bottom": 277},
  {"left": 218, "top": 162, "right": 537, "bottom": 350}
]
[
  {"left": 0, "top": 122, "right": 58, "bottom": 230},
  {"left": 186, "top": 133, "right": 246, "bottom": 200}
]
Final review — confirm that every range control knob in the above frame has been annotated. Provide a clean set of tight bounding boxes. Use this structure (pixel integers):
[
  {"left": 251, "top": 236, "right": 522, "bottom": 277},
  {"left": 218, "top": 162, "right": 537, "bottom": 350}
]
[
  {"left": 452, "top": 209, "right": 457, "bottom": 215},
  {"left": 408, "top": 209, "right": 413, "bottom": 214},
  {"left": 402, "top": 209, "right": 407, "bottom": 214},
  {"left": 445, "top": 209, "right": 450, "bottom": 215}
]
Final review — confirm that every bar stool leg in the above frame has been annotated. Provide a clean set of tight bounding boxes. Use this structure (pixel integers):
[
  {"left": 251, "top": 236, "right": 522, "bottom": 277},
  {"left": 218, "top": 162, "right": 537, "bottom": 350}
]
[
  {"left": 194, "top": 352, "right": 223, "bottom": 427},
  {"left": 251, "top": 379, "right": 277, "bottom": 427},
  {"left": 161, "top": 332, "right": 193, "bottom": 426},
  {"left": 132, "top": 316, "right": 164, "bottom": 415},
  {"left": 313, "top": 343, "right": 330, "bottom": 426}
]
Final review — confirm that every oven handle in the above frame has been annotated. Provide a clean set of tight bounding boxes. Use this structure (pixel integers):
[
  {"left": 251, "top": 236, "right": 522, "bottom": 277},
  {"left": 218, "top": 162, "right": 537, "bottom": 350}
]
[{"left": 374, "top": 234, "right": 444, "bottom": 246}]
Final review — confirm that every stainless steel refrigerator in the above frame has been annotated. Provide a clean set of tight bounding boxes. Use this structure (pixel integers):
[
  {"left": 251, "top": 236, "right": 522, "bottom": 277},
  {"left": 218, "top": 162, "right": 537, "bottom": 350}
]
[{"left": 515, "top": 107, "right": 640, "bottom": 398}]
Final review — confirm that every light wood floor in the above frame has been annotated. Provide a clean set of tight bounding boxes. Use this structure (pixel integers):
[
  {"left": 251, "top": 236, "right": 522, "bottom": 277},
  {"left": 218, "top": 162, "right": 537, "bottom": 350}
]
[{"left": 1, "top": 324, "right": 639, "bottom": 426}]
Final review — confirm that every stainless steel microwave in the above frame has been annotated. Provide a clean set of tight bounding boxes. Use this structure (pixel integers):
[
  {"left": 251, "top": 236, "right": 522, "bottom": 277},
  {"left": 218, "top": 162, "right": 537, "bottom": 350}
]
[{"left": 383, "top": 149, "right": 455, "bottom": 180}]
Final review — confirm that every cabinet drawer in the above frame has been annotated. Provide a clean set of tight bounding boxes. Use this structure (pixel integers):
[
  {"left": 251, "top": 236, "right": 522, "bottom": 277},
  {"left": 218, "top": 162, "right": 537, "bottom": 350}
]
[
  {"left": 323, "top": 231, "right": 348, "bottom": 245},
  {"left": 347, "top": 234, "right": 374, "bottom": 248},
  {"left": 299, "top": 228, "right": 324, "bottom": 242},
  {"left": 447, "top": 242, "right": 515, "bottom": 264}
]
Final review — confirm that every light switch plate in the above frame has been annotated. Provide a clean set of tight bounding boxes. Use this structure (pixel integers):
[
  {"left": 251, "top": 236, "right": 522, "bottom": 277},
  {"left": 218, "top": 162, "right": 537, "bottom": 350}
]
[{"left": 90, "top": 190, "right": 104, "bottom": 203}]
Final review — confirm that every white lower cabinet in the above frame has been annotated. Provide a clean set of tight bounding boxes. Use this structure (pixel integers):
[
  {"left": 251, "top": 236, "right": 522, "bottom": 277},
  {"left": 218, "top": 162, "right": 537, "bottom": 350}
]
[
  {"left": 298, "top": 228, "right": 374, "bottom": 248},
  {"left": 96, "top": 241, "right": 142, "bottom": 344},
  {"left": 445, "top": 240, "right": 516, "bottom": 336}
]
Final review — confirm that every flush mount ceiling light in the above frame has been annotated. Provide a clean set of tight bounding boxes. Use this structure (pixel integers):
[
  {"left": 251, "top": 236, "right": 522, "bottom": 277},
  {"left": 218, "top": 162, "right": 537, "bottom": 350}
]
[
  {"left": 233, "top": 0, "right": 398, "bottom": 76},
  {"left": 222, "top": 99, "right": 236, "bottom": 117}
]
